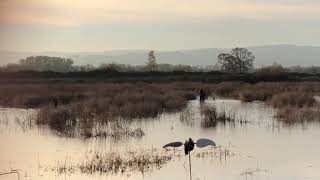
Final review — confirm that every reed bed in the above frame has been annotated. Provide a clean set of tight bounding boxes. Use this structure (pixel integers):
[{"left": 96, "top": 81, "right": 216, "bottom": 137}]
[
  {"left": 274, "top": 102, "right": 320, "bottom": 124},
  {"left": 211, "top": 82, "right": 320, "bottom": 102},
  {"left": 79, "top": 151, "right": 171, "bottom": 175},
  {"left": 270, "top": 92, "right": 316, "bottom": 108},
  {"left": 210, "top": 82, "right": 320, "bottom": 124},
  {"left": 46, "top": 150, "right": 172, "bottom": 176},
  {"left": 2, "top": 81, "right": 320, "bottom": 131},
  {"left": 269, "top": 92, "right": 320, "bottom": 124},
  {"left": 9, "top": 82, "right": 201, "bottom": 137},
  {"left": 36, "top": 105, "right": 146, "bottom": 138},
  {"left": 46, "top": 146, "right": 234, "bottom": 176},
  {"left": 0, "top": 84, "right": 89, "bottom": 108},
  {"left": 200, "top": 106, "right": 242, "bottom": 128},
  {"left": 2, "top": 82, "right": 320, "bottom": 108}
]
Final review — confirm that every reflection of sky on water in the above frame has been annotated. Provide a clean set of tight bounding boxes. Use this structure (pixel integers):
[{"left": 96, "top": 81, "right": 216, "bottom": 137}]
[{"left": 1, "top": 99, "right": 320, "bottom": 180}]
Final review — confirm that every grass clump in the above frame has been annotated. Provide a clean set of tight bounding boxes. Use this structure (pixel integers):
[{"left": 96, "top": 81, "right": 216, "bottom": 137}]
[
  {"left": 201, "top": 106, "right": 238, "bottom": 128},
  {"left": 36, "top": 106, "right": 76, "bottom": 133},
  {"left": 47, "top": 147, "right": 236, "bottom": 176},
  {"left": 48, "top": 150, "right": 172, "bottom": 176},
  {"left": 79, "top": 151, "right": 171, "bottom": 175},
  {"left": 36, "top": 105, "right": 145, "bottom": 139}
]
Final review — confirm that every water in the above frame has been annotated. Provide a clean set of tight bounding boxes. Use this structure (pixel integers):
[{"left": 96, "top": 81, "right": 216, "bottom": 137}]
[{"left": 1, "top": 99, "right": 320, "bottom": 180}]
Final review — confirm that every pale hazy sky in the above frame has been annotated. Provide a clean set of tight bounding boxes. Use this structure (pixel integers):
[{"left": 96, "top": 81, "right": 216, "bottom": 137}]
[{"left": 0, "top": 0, "right": 320, "bottom": 51}]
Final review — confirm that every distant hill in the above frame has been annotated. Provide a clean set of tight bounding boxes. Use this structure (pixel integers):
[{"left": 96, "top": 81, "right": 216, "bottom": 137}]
[{"left": 1, "top": 45, "right": 319, "bottom": 67}]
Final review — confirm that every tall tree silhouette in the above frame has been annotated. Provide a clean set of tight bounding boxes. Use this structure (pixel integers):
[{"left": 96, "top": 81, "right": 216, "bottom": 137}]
[
  {"left": 145, "top": 50, "right": 158, "bottom": 71},
  {"left": 218, "top": 48, "right": 254, "bottom": 73}
]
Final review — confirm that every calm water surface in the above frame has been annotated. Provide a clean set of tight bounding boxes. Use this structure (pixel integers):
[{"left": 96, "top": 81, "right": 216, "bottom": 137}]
[{"left": 1, "top": 99, "right": 320, "bottom": 180}]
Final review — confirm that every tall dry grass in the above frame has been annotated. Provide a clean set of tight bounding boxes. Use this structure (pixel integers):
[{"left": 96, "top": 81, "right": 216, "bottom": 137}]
[
  {"left": 0, "top": 82, "right": 203, "bottom": 136},
  {"left": 270, "top": 92, "right": 316, "bottom": 108},
  {"left": 200, "top": 105, "right": 237, "bottom": 128},
  {"left": 270, "top": 92, "right": 320, "bottom": 124},
  {"left": 0, "top": 84, "right": 89, "bottom": 108},
  {"left": 2, "top": 81, "right": 320, "bottom": 130},
  {"left": 204, "top": 81, "right": 320, "bottom": 125},
  {"left": 276, "top": 106, "right": 320, "bottom": 124},
  {"left": 212, "top": 82, "right": 320, "bottom": 103}
]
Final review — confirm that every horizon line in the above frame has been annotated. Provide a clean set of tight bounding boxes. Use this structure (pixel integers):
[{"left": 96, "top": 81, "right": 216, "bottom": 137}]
[{"left": 1, "top": 44, "right": 319, "bottom": 54}]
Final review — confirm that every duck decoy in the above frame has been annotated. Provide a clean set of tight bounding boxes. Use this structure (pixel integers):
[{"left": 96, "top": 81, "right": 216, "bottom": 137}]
[{"left": 163, "top": 138, "right": 216, "bottom": 180}]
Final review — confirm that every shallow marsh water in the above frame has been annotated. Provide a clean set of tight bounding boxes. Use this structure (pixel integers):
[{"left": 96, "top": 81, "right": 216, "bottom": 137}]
[{"left": 1, "top": 99, "right": 320, "bottom": 180}]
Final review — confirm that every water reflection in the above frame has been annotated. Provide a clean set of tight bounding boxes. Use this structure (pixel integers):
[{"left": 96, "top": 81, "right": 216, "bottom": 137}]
[{"left": 1, "top": 99, "right": 320, "bottom": 180}]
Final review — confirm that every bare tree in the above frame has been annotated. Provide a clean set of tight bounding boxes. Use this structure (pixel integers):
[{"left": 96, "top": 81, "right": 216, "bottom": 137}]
[{"left": 218, "top": 48, "right": 254, "bottom": 73}]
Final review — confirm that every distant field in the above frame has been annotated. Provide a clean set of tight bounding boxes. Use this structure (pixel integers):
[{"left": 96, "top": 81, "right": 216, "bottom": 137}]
[{"left": 0, "top": 70, "right": 320, "bottom": 83}]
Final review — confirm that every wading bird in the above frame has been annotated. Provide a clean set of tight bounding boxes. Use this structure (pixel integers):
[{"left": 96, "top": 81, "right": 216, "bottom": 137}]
[{"left": 163, "top": 138, "right": 216, "bottom": 180}]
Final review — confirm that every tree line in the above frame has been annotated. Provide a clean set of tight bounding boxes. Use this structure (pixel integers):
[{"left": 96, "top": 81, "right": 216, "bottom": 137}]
[
  {"left": 1, "top": 48, "right": 319, "bottom": 74},
  {"left": 143, "top": 48, "right": 255, "bottom": 73},
  {"left": 3, "top": 56, "right": 74, "bottom": 72}
]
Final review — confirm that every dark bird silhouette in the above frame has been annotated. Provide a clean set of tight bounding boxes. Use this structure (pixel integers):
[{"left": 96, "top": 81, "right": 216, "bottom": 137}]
[
  {"left": 52, "top": 96, "right": 59, "bottom": 108},
  {"left": 199, "top": 88, "right": 206, "bottom": 102}
]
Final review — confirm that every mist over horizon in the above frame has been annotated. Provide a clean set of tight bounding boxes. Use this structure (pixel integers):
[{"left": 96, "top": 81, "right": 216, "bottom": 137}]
[
  {"left": 1, "top": 1, "right": 320, "bottom": 67},
  {"left": 1, "top": 44, "right": 320, "bottom": 67},
  {"left": 1, "top": 0, "right": 320, "bottom": 52}
]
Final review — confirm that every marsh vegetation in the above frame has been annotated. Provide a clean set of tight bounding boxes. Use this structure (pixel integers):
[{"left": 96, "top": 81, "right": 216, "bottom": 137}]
[
  {"left": 210, "top": 82, "right": 320, "bottom": 124},
  {"left": 50, "top": 150, "right": 172, "bottom": 176},
  {"left": 45, "top": 146, "right": 233, "bottom": 177},
  {"left": 1, "top": 92, "right": 320, "bottom": 180},
  {"left": 2, "top": 81, "right": 320, "bottom": 135},
  {"left": 1, "top": 79, "right": 320, "bottom": 180},
  {"left": 0, "top": 82, "right": 200, "bottom": 137},
  {"left": 201, "top": 106, "right": 235, "bottom": 128}
]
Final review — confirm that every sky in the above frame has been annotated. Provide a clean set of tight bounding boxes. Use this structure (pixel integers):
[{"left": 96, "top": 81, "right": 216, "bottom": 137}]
[{"left": 0, "top": 0, "right": 320, "bottom": 52}]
